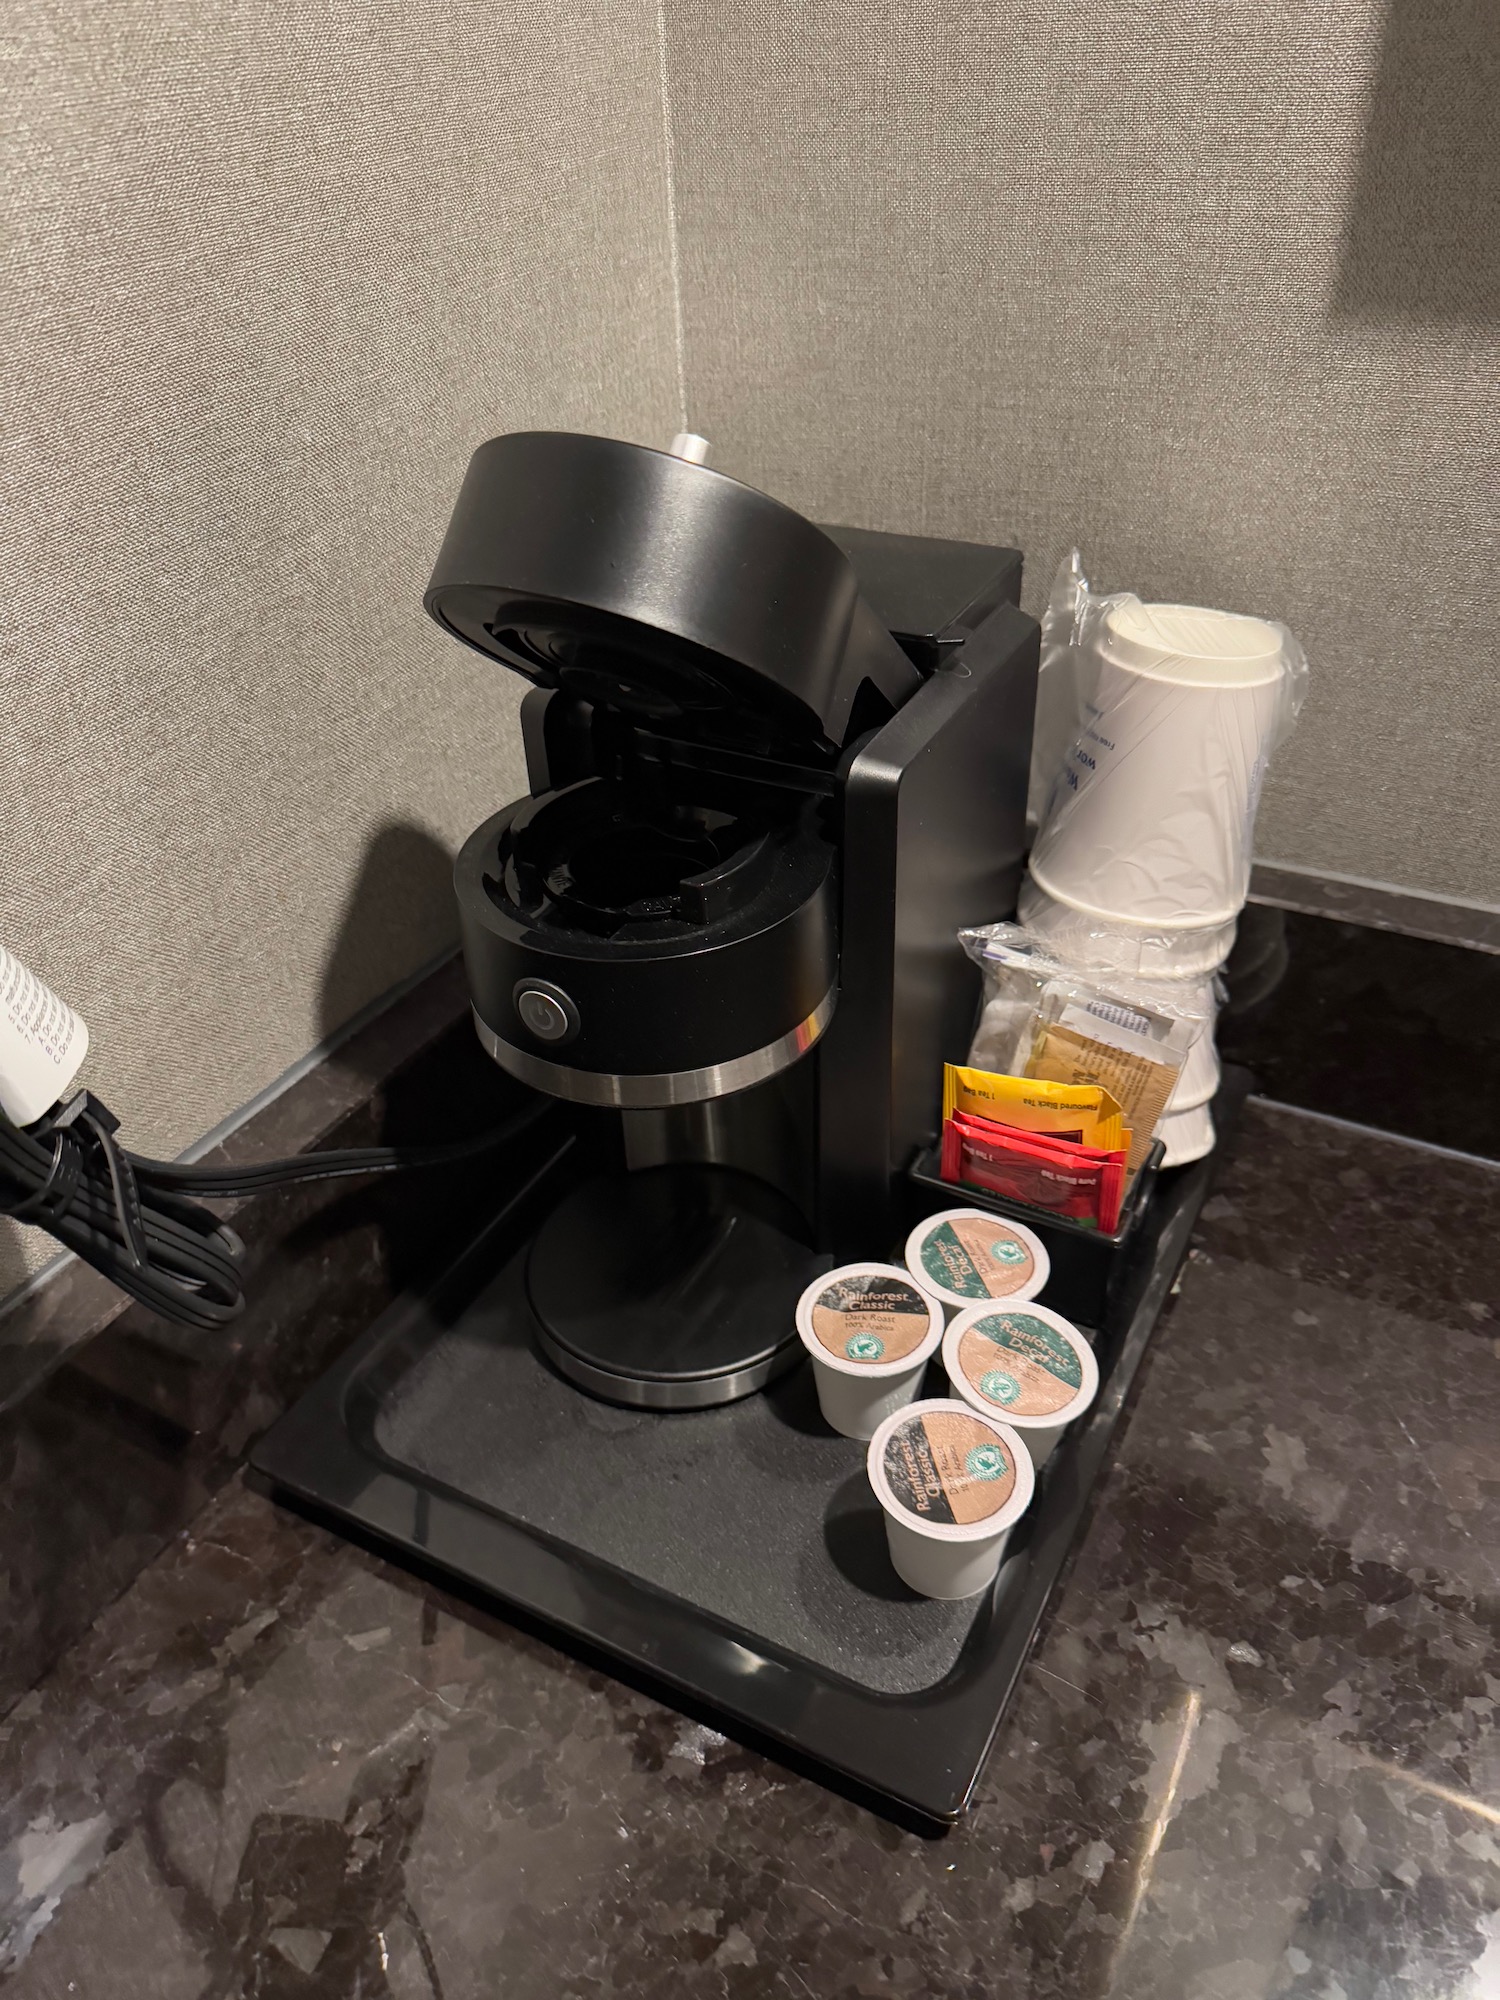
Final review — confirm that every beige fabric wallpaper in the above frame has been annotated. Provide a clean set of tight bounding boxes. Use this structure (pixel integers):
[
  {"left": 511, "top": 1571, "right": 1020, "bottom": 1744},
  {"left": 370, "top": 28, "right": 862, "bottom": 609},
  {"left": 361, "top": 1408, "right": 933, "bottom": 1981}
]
[
  {"left": 662, "top": 0, "right": 1500, "bottom": 905},
  {"left": 1, "top": 0, "right": 680, "bottom": 1296}
]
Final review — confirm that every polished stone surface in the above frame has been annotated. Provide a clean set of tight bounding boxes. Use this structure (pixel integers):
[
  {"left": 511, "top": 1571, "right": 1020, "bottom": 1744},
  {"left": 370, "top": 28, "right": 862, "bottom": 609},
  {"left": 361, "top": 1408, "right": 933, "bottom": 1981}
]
[
  {"left": 0, "top": 965, "right": 540, "bottom": 1716},
  {"left": 1, "top": 1096, "right": 1495, "bottom": 1998},
  {"left": 1220, "top": 909, "right": 1500, "bottom": 1161},
  {"left": 1248, "top": 868, "right": 1500, "bottom": 957}
]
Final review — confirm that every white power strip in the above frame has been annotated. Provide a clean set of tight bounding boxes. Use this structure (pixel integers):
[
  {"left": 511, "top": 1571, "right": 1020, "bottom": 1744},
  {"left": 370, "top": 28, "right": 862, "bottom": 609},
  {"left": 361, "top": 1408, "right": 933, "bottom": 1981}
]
[{"left": 0, "top": 946, "right": 89, "bottom": 1126}]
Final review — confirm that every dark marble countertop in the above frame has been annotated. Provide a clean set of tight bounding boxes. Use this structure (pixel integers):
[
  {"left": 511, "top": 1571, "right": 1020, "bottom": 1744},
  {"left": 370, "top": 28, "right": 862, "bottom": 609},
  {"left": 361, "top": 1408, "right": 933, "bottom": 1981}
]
[{"left": 1, "top": 1098, "right": 1496, "bottom": 1999}]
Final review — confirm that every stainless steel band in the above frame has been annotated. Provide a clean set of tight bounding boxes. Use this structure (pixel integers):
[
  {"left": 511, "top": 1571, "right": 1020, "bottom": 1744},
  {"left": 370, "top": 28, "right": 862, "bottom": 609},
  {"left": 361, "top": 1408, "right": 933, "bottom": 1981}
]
[
  {"left": 533, "top": 1326, "right": 804, "bottom": 1410},
  {"left": 471, "top": 987, "right": 838, "bottom": 1109}
]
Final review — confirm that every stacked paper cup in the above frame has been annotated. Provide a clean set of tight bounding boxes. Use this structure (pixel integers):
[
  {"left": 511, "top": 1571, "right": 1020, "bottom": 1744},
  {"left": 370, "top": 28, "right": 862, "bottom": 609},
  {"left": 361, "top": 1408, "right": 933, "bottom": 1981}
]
[{"left": 1024, "top": 600, "right": 1299, "bottom": 1165}]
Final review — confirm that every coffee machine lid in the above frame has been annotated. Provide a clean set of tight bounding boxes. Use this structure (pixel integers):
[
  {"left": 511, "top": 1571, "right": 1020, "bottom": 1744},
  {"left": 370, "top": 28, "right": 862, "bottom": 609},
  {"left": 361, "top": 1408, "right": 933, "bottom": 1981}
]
[{"left": 424, "top": 432, "right": 920, "bottom": 747}]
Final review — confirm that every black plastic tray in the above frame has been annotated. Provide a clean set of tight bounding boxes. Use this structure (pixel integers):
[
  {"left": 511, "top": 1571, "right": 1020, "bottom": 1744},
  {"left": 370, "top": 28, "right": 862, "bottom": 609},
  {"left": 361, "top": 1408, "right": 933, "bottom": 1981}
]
[{"left": 252, "top": 1074, "right": 1246, "bottom": 1828}]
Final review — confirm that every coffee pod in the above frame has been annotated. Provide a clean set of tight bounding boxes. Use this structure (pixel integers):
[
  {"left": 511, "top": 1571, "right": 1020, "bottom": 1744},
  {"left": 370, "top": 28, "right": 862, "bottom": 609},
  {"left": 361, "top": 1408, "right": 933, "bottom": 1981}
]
[
  {"left": 942, "top": 1300, "right": 1098, "bottom": 1466},
  {"left": 866, "top": 1399, "right": 1035, "bottom": 1599},
  {"left": 795, "top": 1264, "right": 944, "bottom": 1439},
  {"left": 905, "top": 1208, "right": 1050, "bottom": 1313}
]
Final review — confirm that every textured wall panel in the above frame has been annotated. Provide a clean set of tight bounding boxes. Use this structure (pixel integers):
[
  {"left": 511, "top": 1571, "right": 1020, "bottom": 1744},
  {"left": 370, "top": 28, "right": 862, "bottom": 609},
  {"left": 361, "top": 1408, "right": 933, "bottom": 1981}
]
[
  {"left": 664, "top": 0, "right": 1500, "bottom": 903},
  {"left": 1, "top": 0, "right": 679, "bottom": 1295}
]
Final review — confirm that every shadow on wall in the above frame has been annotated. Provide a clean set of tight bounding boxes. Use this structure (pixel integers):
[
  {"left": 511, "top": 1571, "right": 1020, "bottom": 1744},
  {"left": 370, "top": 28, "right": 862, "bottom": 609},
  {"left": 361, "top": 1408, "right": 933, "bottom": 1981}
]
[
  {"left": 318, "top": 820, "right": 460, "bottom": 1066},
  {"left": 1334, "top": 0, "right": 1500, "bottom": 322},
  {"left": 291, "top": 814, "right": 536, "bottom": 1299}
]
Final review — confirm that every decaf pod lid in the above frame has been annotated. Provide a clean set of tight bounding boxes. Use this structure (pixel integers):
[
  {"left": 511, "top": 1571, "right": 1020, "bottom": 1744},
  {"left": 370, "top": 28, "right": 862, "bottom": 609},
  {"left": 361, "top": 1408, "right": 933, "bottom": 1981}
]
[
  {"left": 867, "top": 1399, "right": 1035, "bottom": 1543},
  {"left": 943, "top": 1301, "right": 1099, "bottom": 1427},
  {"left": 904, "top": 1208, "right": 1050, "bottom": 1307},
  {"left": 795, "top": 1264, "right": 944, "bottom": 1376}
]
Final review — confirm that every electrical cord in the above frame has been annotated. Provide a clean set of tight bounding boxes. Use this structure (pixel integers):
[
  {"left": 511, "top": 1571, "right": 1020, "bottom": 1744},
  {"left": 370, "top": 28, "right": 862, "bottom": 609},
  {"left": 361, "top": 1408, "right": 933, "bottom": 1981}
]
[{"left": 0, "top": 1090, "right": 550, "bottom": 1330}]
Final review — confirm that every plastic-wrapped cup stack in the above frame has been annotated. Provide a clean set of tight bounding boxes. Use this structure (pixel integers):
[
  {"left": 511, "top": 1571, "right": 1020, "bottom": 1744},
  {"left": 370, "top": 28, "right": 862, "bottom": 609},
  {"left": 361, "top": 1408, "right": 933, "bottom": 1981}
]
[
  {"left": 1030, "top": 602, "right": 1290, "bottom": 929},
  {"left": 1015, "top": 875, "right": 1233, "bottom": 986},
  {"left": 1023, "top": 601, "right": 1298, "bottom": 1164}
]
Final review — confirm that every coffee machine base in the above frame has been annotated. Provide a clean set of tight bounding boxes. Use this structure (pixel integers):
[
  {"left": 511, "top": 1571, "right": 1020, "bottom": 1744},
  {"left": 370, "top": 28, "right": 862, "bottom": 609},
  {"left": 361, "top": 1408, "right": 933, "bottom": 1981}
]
[
  {"left": 526, "top": 1164, "right": 824, "bottom": 1408},
  {"left": 250, "top": 1074, "right": 1245, "bottom": 1830}
]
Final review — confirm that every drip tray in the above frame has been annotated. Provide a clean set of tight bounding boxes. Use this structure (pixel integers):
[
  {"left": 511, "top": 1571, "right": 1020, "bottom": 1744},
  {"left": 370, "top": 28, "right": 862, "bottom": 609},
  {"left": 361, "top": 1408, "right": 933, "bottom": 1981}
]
[
  {"left": 374, "top": 1261, "right": 975, "bottom": 1697},
  {"left": 253, "top": 1077, "right": 1243, "bottom": 1826}
]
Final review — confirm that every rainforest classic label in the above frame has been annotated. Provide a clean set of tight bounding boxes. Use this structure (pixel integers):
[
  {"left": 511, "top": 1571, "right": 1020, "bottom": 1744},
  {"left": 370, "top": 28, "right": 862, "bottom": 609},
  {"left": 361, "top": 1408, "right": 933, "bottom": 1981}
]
[
  {"left": 956, "top": 1311, "right": 1084, "bottom": 1416},
  {"left": 918, "top": 1216, "right": 1036, "bottom": 1299},
  {"left": 881, "top": 1409, "right": 1016, "bottom": 1525},
  {"left": 811, "top": 1274, "right": 932, "bottom": 1364}
]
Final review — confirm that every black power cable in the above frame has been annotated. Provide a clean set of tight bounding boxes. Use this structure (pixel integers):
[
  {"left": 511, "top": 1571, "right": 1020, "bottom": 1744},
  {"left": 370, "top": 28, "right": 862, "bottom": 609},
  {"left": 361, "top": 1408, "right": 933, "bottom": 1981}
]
[{"left": 0, "top": 1090, "right": 549, "bottom": 1330}]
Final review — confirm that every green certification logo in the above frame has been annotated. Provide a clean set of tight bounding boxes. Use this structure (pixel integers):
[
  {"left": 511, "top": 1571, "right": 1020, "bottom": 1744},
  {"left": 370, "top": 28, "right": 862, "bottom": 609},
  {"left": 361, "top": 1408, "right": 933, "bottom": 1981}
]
[
  {"left": 966, "top": 1442, "right": 1008, "bottom": 1480},
  {"left": 846, "top": 1333, "right": 885, "bottom": 1361},
  {"left": 980, "top": 1369, "right": 1021, "bottom": 1406},
  {"left": 976, "top": 1312, "right": 1082, "bottom": 1392},
  {"left": 991, "top": 1238, "right": 1027, "bottom": 1265}
]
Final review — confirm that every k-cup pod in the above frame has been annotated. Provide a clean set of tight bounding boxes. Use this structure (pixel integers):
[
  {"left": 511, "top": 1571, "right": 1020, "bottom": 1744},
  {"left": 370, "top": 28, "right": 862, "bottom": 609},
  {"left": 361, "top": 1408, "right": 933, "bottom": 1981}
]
[
  {"left": 1029, "top": 603, "right": 1291, "bottom": 929},
  {"left": 905, "top": 1208, "right": 1050, "bottom": 1314},
  {"left": 942, "top": 1300, "right": 1098, "bottom": 1466},
  {"left": 1159, "top": 1102, "right": 1216, "bottom": 1166},
  {"left": 795, "top": 1264, "right": 944, "bottom": 1439},
  {"left": 1017, "top": 873, "right": 1236, "bottom": 982},
  {"left": 866, "top": 1399, "right": 1035, "bottom": 1599}
]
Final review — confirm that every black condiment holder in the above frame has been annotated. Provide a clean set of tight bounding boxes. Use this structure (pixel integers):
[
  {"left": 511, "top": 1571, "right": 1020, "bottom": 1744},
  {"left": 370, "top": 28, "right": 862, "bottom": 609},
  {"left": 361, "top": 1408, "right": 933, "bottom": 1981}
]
[{"left": 905, "top": 1138, "right": 1167, "bottom": 1328}]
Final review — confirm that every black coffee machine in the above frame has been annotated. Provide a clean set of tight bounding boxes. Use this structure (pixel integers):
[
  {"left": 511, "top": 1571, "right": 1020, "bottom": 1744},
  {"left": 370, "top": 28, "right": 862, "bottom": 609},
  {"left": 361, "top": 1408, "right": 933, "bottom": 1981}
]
[
  {"left": 426, "top": 430, "right": 1038, "bottom": 1407},
  {"left": 259, "top": 434, "right": 1224, "bottom": 1826}
]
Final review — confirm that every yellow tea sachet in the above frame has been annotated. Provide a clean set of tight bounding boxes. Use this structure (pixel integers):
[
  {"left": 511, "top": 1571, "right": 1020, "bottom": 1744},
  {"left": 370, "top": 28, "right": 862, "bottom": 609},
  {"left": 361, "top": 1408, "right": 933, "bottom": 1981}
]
[{"left": 942, "top": 1064, "right": 1127, "bottom": 1156}]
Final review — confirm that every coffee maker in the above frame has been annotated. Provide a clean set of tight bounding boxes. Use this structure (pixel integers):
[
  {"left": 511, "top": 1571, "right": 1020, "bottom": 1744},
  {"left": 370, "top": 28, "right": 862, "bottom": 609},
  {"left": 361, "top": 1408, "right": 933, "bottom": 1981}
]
[
  {"left": 257, "top": 434, "right": 1230, "bottom": 1825},
  {"left": 425, "top": 430, "right": 1038, "bottom": 1408}
]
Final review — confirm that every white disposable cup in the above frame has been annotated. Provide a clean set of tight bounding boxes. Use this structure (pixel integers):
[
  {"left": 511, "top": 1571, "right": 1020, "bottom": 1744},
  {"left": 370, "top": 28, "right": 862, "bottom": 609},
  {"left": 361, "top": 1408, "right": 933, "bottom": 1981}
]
[
  {"left": 1029, "top": 603, "right": 1290, "bottom": 928},
  {"left": 1012, "top": 873, "right": 1222, "bottom": 1111},
  {"left": 867, "top": 1400, "right": 1035, "bottom": 1599},
  {"left": 1159, "top": 1102, "right": 1216, "bottom": 1167},
  {"left": 1166, "top": 1017, "right": 1221, "bottom": 1112},
  {"left": 1017, "top": 873, "right": 1236, "bottom": 982},
  {"left": 905, "top": 1208, "right": 1050, "bottom": 1315},
  {"left": 795, "top": 1264, "right": 944, "bottom": 1439},
  {"left": 942, "top": 1301, "right": 1099, "bottom": 1467}
]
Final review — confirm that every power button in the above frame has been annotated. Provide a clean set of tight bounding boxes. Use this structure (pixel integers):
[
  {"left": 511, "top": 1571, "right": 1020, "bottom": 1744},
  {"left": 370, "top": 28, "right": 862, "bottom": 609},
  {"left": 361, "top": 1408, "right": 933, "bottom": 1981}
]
[{"left": 513, "top": 980, "right": 580, "bottom": 1046}]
